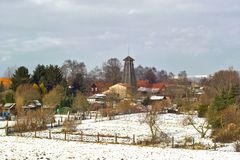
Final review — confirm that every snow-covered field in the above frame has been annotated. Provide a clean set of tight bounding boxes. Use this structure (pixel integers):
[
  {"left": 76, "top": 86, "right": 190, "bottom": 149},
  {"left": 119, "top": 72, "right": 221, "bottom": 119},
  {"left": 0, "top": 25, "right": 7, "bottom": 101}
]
[
  {"left": 22, "top": 113, "right": 214, "bottom": 146},
  {"left": 0, "top": 113, "right": 239, "bottom": 159},
  {"left": 76, "top": 113, "right": 212, "bottom": 144},
  {"left": 10, "top": 113, "right": 235, "bottom": 150},
  {"left": 0, "top": 135, "right": 239, "bottom": 160}
]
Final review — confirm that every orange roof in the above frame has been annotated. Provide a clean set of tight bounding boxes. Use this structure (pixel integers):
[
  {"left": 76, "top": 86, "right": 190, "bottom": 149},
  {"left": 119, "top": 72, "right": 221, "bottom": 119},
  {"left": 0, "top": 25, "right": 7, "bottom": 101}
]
[
  {"left": 0, "top": 78, "right": 12, "bottom": 88},
  {"left": 95, "top": 81, "right": 112, "bottom": 93},
  {"left": 137, "top": 80, "right": 151, "bottom": 88},
  {"left": 152, "top": 83, "right": 166, "bottom": 90},
  {"left": 137, "top": 80, "right": 166, "bottom": 91}
]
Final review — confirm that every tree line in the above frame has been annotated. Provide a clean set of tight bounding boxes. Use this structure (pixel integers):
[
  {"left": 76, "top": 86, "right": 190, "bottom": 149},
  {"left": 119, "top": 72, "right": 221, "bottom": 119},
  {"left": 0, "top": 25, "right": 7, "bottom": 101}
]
[{"left": 0, "top": 58, "right": 184, "bottom": 114}]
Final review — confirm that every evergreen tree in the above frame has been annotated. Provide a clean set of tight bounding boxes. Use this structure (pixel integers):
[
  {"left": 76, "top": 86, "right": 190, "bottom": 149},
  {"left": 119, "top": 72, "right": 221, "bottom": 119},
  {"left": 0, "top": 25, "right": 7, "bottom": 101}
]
[
  {"left": 32, "top": 65, "right": 46, "bottom": 85},
  {"left": 11, "top": 66, "right": 30, "bottom": 90},
  {"left": 72, "top": 73, "right": 86, "bottom": 94}
]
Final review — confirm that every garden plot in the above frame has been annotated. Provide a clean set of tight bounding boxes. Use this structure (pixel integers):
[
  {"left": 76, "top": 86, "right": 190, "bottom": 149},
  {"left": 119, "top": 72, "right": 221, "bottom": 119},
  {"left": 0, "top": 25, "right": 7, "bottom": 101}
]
[
  {"left": 17, "top": 113, "right": 214, "bottom": 147},
  {"left": 75, "top": 113, "right": 213, "bottom": 145}
]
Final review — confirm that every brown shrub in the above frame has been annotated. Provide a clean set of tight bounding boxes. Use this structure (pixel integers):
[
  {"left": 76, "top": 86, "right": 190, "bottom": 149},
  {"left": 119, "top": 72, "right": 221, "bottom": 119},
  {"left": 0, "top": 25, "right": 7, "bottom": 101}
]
[
  {"left": 14, "top": 109, "right": 54, "bottom": 132},
  {"left": 227, "top": 123, "right": 237, "bottom": 131},
  {"left": 235, "top": 141, "right": 240, "bottom": 152},
  {"left": 221, "top": 107, "right": 240, "bottom": 127},
  {"left": 213, "top": 126, "right": 240, "bottom": 143},
  {"left": 99, "top": 108, "right": 117, "bottom": 120},
  {"left": 62, "top": 119, "right": 77, "bottom": 132},
  {"left": 116, "top": 100, "right": 140, "bottom": 114}
]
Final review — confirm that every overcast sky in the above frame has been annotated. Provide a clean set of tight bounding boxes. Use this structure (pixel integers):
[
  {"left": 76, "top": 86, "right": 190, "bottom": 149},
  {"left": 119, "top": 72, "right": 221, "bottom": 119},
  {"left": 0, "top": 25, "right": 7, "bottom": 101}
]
[{"left": 1, "top": 0, "right": 240, "bottom": 77}]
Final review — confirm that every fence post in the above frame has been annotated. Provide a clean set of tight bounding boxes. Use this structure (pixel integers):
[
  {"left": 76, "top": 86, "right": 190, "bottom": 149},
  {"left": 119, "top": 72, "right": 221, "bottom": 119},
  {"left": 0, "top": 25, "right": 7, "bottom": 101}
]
[
  {"left": 97, "top": 133, "right": 100, "bottom": 142},
  {"left": 115, "top": 134, "right": 117, "bottom": 143},
  {"left": 192, "top": 138, "right": 195, "bottom": 149},
  {"left": 172, "top": 137, "right": 174, "bottom": 148},
  {"left": 81, "top": 131, "right": 83, "bottom": 141},
  {"left": 214, "top": 142, "right": 217, "bottom": 151},
  {"left": 51, "top": 122, "right": 53, "bottom": 128},
  {"left": 49, "top": 130, "right": 51, "bottom": 139},
  {"left": 58, "top": 120, "right": 60, "bottom": 126},
  {"left": 65, "top": 131, "right": 67, "bottom": 140},
  {"left": 35, "top": 130, "right": 37, "bottom": 138},
  {"left": 80, "top": 116, "right": 82, "bottom": 124},
  {"left": 5, "top": 120, "right": 9, "bottom": 136},
  {"left": 132, "top": 134, "right": 135, "bottom": 144},
  {"left": 60, "top": 116, "right": 63, "bottom": 122}
]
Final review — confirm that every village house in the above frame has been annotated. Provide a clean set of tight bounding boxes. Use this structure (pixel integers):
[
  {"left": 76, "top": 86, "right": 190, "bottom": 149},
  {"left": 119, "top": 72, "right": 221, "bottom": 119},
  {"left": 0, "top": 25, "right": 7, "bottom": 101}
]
[
  {"left": 22, "top": 100, "right": 42, "bottom": 111},
  {"left": 1, "top": 103, "right": 16, "bottom": 120},
  {"left": 102, "top": 83, "right": 130, "bottom": 99},
  {"left": 137, "top": 80, "right": 166, "bottom": 96}
]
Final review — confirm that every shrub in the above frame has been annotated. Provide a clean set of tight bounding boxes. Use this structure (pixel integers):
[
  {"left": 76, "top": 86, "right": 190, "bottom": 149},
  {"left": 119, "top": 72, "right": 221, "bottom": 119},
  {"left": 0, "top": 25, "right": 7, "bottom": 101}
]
[
  {"left": 116, "top": 100, "right": 140, "bottom": 114},
  {"left": 184, "top": 136, "right": 193, "bottom": 146},
  {"left": 221, "top": 107, "right": 240, "bottom": 127},
  {"left": 99, "top": 108, "right": 117, "bottom": 120},
  {"left": 235, "top": 141, "right": 240, "bottom": 152},
  {"left": 213, "top": 125, "right": 240, "bottom": 143},
  {"left": 14, "top": 109, "right": 54, "bottom": 132},
  {"left": 62, "top": 119, "right": 77, "bottom": 132},
  {"left": 198, "top": 105, "right": 208, "bottom": 117}
]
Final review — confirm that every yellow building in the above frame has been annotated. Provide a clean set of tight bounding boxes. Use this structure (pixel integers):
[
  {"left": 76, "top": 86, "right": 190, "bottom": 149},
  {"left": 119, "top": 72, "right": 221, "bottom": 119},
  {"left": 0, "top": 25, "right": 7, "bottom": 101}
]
[{"left": 102, "top": 83, "right": 130, "bottom": 99}]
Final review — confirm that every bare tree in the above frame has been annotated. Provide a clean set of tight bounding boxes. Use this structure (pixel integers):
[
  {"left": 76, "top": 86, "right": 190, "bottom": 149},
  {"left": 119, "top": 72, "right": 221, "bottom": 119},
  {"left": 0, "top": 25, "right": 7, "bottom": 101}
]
[
  {"left": 4, "top": 66, "right": 16, "bottom": 78},
  {"left": 72, "top": 91, "right": 90, "bottom": 119},
  {"left": 102, "top": 58, "right": 122, "bottom": 84},
  {"left": 144, "top": 68, "right": 157, "bottom": 83},
  {"left": 15, "top": 84, "right": 41, "bottom": 114},
  {"left": 61, "top": 59, "right": 87, "bottom": 84},
  {"left": 210, "top": 68, "right": 240, "bottom": 94},
  {"left": 183, "top": 115, "right": 210, "bottom": 138},
  {"left": 42, "top": 85, "right": 65, "bottom": 109},
  {"left": 142, "top": 100, "right": 170, "bottom": 143},
  {"left": 88, "top": 66, "right": 104, "bottom": 81}
]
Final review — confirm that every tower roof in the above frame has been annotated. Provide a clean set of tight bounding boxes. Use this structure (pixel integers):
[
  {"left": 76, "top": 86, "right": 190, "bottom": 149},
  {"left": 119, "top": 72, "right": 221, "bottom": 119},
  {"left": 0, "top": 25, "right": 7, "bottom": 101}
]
[{"left": 123, "top": 56, "right": 134, "bottom": 61}]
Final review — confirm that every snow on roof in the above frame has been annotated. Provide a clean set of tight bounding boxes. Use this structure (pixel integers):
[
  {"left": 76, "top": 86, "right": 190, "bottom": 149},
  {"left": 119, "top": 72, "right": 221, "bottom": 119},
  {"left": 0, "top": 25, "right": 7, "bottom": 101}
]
[
  {"left": 3, "top": 103, "right": 16, "bottom": 109},
  {"left": 138, "top": 87, "right": 160, "bottom": 93},
  {"left": 95, "top": 94, "right": 106, "bottom": 97},
  {"left": 150, "top": 96, "right": 165, "bottom": 100}
]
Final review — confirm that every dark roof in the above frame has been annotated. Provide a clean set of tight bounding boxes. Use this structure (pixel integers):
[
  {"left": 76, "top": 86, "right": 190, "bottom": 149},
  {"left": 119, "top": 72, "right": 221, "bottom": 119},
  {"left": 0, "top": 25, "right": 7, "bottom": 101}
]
[{"left": 123, "top": 56, "right": 134, "bottom": 61}]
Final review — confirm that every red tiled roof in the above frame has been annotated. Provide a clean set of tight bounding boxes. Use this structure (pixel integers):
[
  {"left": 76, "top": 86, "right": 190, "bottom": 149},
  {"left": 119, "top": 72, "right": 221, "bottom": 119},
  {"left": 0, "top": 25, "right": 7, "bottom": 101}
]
[
  {"left": 0, "top": 78, "right": 12, "bottom": 88},
  {"left": 137, "top": 80, "right": 166, "bottom": 91}
]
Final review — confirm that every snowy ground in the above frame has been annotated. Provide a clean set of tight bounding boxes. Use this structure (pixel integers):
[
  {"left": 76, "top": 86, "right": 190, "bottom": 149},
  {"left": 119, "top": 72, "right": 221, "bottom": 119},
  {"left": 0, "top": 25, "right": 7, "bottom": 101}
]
[
  {"left": 76, "top": 113, "right": 212, "bottom": 144},
  {"left": 0, "top": 113, "right": 239, "bottom": 159},
  {"left": 8, "top": 113, "right": 236, "bottom": 150},
  {"left": 0, "top": 135, "right": 239, "bottom": 160}
]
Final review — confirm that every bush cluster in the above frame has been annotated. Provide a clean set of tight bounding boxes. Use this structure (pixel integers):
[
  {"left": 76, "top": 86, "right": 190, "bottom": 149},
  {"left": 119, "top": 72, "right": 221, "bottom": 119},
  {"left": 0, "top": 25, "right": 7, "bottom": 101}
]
[{"left": 14, "top": 109, "right": 54, "bottom": 132}]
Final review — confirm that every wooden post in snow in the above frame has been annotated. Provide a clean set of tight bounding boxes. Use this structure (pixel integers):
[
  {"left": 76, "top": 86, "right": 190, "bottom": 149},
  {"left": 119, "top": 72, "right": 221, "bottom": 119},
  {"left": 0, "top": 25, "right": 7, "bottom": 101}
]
[
  {"left": 115, "top": 134, "right": 118, "bottom": 143},
  {"left": 80, "top": 131, "right": 83, "bottom": 141},
  {"left": 132, "top": 134, "right": 135, "bottom": 144},
  {"left": 97, "top": 133, "right": 100, "bottom": 142},
  {"left": 192, "top": 138, "right": 195, "bottom": 149},
  {"left": 172, "top": 137, "right": 174, "bottom": 148},
  {"left": 49, "top": 130, "right": 51, "bottom": 139}
]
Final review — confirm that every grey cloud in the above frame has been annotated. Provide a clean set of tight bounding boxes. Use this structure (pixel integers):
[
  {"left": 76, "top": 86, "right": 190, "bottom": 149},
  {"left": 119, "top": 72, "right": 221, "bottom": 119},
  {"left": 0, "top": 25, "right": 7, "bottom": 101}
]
[{"left": 0, "top": 0, "right": 240, "bottom": 76}]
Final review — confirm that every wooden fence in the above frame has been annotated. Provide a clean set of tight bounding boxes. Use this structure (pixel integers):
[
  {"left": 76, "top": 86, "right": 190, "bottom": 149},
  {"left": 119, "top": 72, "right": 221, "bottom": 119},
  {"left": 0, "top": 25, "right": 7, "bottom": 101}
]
[
  {"left": 12, "top": 130, "right": 135, "bottom": 145},
  {"left": 6, "top": 128, "right": 218, "bottom": 150}
]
